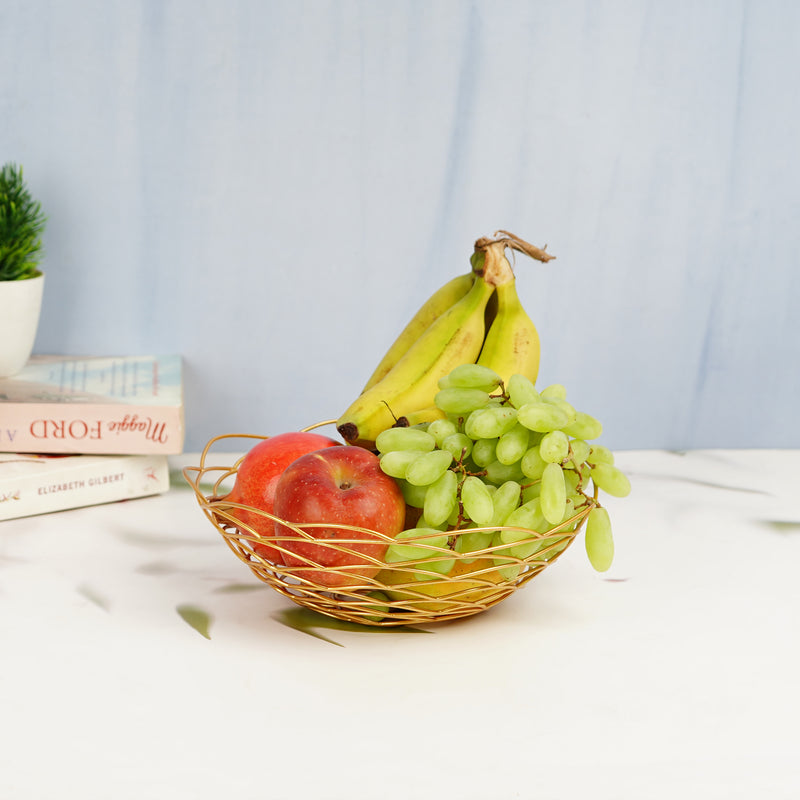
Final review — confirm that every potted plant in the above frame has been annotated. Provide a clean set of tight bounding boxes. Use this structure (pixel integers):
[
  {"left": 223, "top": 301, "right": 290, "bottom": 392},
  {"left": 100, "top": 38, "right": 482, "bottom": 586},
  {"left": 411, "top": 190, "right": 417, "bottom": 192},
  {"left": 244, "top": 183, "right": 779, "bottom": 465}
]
[{"left": 0, "top": 162, "right": 47, "bottom": 377}]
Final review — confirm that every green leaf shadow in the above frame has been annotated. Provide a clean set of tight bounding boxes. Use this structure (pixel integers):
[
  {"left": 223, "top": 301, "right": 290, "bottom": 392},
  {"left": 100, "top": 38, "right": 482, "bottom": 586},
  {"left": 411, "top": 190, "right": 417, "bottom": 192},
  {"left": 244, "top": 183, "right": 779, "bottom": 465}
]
[
  {"left": 272, "top": 606, "right": 432, "bottom": 647},
  {"left": 177, "top": 604, "right": 213, "bottom": 639}
]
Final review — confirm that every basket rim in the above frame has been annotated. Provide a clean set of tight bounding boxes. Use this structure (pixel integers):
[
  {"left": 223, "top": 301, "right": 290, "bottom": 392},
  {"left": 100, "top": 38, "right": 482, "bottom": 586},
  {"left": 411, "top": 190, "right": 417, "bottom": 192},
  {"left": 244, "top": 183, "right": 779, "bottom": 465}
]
[
  {"left": 182, "top": 429, "right": 595, "bottom": 626},
  {"left": 183, "top": 444, "right": 595, "bottom": 549}
]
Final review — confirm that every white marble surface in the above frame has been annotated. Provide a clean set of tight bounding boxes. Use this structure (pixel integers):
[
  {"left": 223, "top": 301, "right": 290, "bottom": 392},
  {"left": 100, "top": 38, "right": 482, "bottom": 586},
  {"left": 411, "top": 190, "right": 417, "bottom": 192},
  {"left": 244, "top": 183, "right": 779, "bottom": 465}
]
[{"left": 1, "top": 449, "right": 799, "bottom": 799}]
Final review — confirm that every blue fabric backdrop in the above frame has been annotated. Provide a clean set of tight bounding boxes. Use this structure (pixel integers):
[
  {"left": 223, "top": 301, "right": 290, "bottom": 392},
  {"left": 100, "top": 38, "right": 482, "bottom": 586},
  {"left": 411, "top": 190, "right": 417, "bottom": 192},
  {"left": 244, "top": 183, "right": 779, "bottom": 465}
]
[{"left": 2, "top": 0, "right": 798, "bottom": 450}]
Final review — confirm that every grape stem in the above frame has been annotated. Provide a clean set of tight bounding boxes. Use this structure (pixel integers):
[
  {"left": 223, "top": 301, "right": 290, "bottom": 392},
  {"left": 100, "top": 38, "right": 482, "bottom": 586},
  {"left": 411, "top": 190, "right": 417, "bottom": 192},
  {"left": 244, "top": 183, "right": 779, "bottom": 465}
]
[{"left": 490, "top": 381, "right": 509, "bottom": 404}]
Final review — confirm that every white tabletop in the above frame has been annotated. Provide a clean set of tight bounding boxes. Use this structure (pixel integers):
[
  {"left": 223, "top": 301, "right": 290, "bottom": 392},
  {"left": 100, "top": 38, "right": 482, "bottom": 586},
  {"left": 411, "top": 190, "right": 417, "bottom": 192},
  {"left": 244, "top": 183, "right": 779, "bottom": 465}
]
[{"left": 2, "top": 449, "right": 798, "bottom": 800}]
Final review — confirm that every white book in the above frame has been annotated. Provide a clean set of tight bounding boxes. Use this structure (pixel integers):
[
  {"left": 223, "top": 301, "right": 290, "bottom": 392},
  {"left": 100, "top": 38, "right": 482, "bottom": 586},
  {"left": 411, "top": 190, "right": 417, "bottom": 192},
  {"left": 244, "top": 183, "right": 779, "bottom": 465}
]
[{"left": 0, "top": 452, "right": 170, "bottom": 521}]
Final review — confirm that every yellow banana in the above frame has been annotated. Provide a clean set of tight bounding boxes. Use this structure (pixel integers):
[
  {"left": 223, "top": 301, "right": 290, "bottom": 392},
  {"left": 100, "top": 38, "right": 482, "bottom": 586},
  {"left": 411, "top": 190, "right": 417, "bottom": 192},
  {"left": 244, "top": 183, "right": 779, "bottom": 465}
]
[
  {"left": 476, "top": 273, "right": 541, "bottom": 387},
  {"left": 393, "top": 405, "right": 447, "bottom": 427},
  {"left": 337, "top": 245, "right": 512, "bottom": 446},
  {"left": 473, "top": 231, "right": 555, "bottom": 387},
  {"left": 360, "top": 271, "right": 477, "bottom": 393}
]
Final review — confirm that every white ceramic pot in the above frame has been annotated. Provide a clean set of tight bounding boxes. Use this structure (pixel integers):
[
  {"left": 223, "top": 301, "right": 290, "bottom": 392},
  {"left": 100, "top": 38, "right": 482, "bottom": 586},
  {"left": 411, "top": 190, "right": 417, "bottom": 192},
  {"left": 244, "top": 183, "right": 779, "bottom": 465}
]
[{"left": 0, "top": 271, "right": 45, "bottom": 377}]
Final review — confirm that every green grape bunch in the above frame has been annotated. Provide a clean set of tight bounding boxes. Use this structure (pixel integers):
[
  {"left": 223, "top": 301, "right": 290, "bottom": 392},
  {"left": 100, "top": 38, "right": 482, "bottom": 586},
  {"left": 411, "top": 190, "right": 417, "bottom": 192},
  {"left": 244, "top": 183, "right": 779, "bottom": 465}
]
[{"left": 376, "top": 363, "right": 630, "bottom": 577}]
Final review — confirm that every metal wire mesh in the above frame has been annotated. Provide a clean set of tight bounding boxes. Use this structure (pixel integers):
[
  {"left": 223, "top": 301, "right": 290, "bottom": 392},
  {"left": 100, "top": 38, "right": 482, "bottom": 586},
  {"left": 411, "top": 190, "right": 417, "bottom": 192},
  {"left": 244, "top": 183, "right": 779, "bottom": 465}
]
[{"left": 183, "top": 431, "right": 594, "bottom": 626}]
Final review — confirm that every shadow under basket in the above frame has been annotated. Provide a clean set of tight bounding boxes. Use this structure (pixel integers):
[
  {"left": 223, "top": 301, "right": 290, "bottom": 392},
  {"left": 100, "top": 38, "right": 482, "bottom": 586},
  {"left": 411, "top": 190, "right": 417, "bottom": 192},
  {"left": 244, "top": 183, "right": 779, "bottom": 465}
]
[{"left": 183, "top": 430, "right": 595, "bottom": 627}]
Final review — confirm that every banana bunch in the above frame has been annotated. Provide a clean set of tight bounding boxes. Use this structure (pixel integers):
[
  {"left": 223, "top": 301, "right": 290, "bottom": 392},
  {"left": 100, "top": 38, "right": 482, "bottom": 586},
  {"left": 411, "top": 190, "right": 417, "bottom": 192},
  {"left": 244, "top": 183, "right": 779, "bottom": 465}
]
[{"left": 336, "top": 232, "right": 555, "bottom": 447}]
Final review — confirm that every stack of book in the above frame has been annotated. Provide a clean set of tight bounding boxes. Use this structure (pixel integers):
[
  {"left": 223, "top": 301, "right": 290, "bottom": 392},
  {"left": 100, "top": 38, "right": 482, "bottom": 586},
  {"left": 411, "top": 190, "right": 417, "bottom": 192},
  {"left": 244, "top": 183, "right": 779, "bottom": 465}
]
[{"left": 0, "top": 354, "right": 185, "bottom": 521}]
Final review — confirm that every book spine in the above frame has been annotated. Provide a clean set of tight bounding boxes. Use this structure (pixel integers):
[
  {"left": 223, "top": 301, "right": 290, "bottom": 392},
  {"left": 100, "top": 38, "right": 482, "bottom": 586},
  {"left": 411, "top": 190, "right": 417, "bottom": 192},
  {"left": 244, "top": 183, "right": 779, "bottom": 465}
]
[
  {"left": 0, "top": 455, "right": 170, "bottom": 521},
  {"left": 0, "top": 403, "right": 185, "bottom": 455}
]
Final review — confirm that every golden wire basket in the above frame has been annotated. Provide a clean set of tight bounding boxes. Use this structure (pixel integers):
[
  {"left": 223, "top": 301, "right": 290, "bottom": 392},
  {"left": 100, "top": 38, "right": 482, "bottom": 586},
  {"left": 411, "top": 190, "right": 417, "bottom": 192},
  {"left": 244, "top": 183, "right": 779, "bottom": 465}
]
[{"left": 183, "top": 428, "right": 595, "bottom": 627}]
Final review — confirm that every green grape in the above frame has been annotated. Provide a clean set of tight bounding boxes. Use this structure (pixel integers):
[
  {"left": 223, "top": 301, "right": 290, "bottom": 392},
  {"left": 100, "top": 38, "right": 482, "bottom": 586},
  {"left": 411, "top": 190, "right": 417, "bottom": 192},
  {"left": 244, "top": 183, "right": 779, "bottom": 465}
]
[
  {"left": 362, "top": 590, "right": 391, "bottom": 622},
  {"left": 454, "top": 526, "right": 494, "bottom": 561},
  {"left": 494, "top": 563, "right": 522, "bottom": 581},
  {"left": 495, "top": 423, "right": 530, "bottom": 466},
  {"left": 446, "top": 502, "right": 462, "bottom": 528},
  {"left": 494, "top": 406, "right": 519, "bottom": 434},
  {"left": 427, "top": 417, "right": 458, "bottom": 446},
  {"left": 563, "top": 411, "right": 603, "bottom": 440},
  {"left": 434, "top": 387, "right": 491, "bottom": 415},
  {"left": 384, "top": 528, "right": 449, "bottom": 563},
  {"left": 471, "top": 437, "right": 498, "bottom": 468},
  {"left": 542, "top": 396, "right": 577, "bottom": 427},
  {"left": 438, "top": 376, "right": 498, "bottom": 393},
  {"left": 520, "top": 444, "right": 547, "bottom": 480},
  {"left": 439, "top": 363, "right": 502, "bottom": 391},
  {"left": 460, "top": 475, "right": 494, "bottom": 525},
  {"left": 563, "top": 494, "right": 590, "bottom": 529},
  {"left": 464, "top": 406, "right": 518, "bottom": 440},
  {"left": 491, "top": 531, "right": 522, "bottom": 580},
  {"left": 559, "top": 495, "right": 578, "bottom": 524},
  {"left": 533, "top": 531, "right": 570, "bottom": 561},
  {"left": 399, "top": 479, "right": 428, "bottom": 509},
  {"left": 521, "top": 482, "right": 541, "bottom": 503},
  {"left": 423, "top": 469, "right": 458, "bottom": 527},
  {"left": 506, "top": 373, "right": 540, "bottom": 409},
  {"left": 588, "top": 444, "right": 615, "bottom": 466},
  {"left": 590, "top": 463, "right": 631, "bottom": 497},
  {"left": 566, "top": 495, "right": 589, "bottom": 523},
  {"left": 492, "top": 529, "right": 533, "bottom": 560},
  {"left": 563, "top": 467, "right": 582, "bottom": 495},
  {"left": 484, "top": 459, "right": 525, "bottom": 486},
  {"left": 539, "top": 383, "right": 567, "bottom": 400},
  {"left": 417, "top": 514, "right": 448, "bottom": 531},
  {"left": 414, "top": 554, "right": 456, "bottom": 578},
  {"left": 405, "top": 449, "right": 454, "bottom": 487},
  {"left": 395, "top": 527, "right": 455, "bottom": 576},
  {"left": 502, "top": 498, "right": 547, "bottom": 540},
  {"left": 517, "top": 401, "right": 571, "bottom": 433},
  {"left": 508, "top": 541, "right": 543, "bottom": 560},
  {"left": 584, "top": 507, "right": 614, "bottom": 571},
  {"left": 508, "top": 533, "right": 548, "bottom": 560},
  {"left": 540, "top": 462, "right": 567, "bottom": 524},
  {"left": 375, "top": 426, "right": 436, "bottom": 454},
  {"left": 380, "top": 449, "right": 430, "bottom": 479},
  {"left": 491, "top": 480, "right": 523, "bottom": 526},
  {"left": 569, "top": 439, "right": 591, "bottom": 468},
  {"left": 539, "top": 430, "right": 570, "bottom": 464},
  {"left": 441, "top": 432, "right": 473, "bottom": 461}
]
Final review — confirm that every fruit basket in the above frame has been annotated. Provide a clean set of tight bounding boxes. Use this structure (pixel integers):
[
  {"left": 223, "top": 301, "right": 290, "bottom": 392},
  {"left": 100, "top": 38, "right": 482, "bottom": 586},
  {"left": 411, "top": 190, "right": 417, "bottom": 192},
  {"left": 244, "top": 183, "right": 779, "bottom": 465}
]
[{"left": 183, "top": 428, "right": 597, "bottom": 627}]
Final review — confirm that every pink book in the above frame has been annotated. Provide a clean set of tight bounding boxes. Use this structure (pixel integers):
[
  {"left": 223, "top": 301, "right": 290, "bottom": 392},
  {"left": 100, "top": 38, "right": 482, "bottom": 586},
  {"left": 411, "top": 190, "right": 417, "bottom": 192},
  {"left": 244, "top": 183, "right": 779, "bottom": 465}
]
[{"left": 0, "top": 355, "right": 185, "bottom": 455}]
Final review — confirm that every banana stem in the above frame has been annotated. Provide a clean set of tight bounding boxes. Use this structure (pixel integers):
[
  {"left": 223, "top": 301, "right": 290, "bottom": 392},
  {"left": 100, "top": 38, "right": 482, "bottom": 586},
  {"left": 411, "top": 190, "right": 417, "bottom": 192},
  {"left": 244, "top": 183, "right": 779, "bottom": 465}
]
[
  {"left": 477, "top": 240, "right": 516, "bottom": 287},
  {"left": 475, "top": 231, "right": 555, "bottom": 266}
]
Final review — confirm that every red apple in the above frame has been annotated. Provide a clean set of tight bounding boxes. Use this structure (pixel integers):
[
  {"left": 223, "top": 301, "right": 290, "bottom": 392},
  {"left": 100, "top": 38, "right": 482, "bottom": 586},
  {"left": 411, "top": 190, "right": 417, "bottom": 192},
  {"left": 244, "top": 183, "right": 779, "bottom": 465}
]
[
  {"left": 273, "top": 445, "right": 406, "bottom": 588},
  {"left": 218, "top": 431, "right": 339, "bottom": 563}
]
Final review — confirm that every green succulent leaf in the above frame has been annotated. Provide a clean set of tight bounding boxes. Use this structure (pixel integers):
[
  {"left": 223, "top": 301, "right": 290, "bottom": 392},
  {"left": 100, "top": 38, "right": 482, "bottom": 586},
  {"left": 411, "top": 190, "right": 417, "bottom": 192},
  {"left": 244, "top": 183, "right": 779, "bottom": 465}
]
[{"left": 0, "top": 162, "right": 47, "bottom": 281}]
